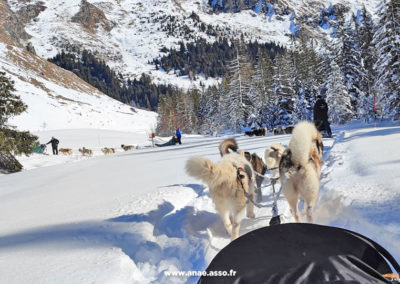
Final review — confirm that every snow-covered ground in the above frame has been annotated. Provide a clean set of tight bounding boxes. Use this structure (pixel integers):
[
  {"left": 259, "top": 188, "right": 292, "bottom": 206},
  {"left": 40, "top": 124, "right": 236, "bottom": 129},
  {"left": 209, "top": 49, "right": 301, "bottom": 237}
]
[
  {"left": 0, "top": 120, "right": 399, "bottom": 283},
  {"left": 0, "top": 38, "right": 158, "bottom": 133}
]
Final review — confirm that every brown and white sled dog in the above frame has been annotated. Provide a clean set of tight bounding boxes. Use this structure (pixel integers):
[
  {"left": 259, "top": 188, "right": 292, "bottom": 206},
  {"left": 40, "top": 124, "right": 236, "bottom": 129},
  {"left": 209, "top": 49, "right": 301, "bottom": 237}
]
[
  {"left": 101, "top": 147, "right": 115, "bottom": 154},
  {"left": 279, "top": 121, "right": 323, "bottom": 223},
  {"left": 219, "top": 139, "right": 266, "bottom": 203},
  {"left": 59, "top": 148, "right": 73, "bottom": 155},
  {"left": 79, "top": 147, "right": 93, "bottom": 156},
  {"left": 121, "top": 144, "right": 135, "bottom": 151},
  {"left": 186, "top": 139, "right": 255, "bottom": 241}
]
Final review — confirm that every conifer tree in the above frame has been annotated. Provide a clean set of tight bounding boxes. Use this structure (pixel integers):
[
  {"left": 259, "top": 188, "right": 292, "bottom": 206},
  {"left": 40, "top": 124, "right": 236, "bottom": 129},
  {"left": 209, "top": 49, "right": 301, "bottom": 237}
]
[
  {"left": 252, "top": 49, "right": 276, "bottom": 128},
  {"left": 325, "top": 61, "right": 353, "bottom": 124},
  {"left": 199, "top": 82, "right": 227, "bottom": 135},
  {"left": 341, "top": 17, "right": 365, "bottom": 114},
  {"left": 373, "top": 0, "right": 400, "bottom": 120},
  {"left": 225, "top": 42, "right": 254, "bottom": 131},
  {"left": 355, "top": 7, "right": 377, "bottom": 121},
  {"left": 272, "top": 52, "right": 296, "bottom": 126},
  {"left": 0, "top": 72, "right": 38, "bottom": 172}
]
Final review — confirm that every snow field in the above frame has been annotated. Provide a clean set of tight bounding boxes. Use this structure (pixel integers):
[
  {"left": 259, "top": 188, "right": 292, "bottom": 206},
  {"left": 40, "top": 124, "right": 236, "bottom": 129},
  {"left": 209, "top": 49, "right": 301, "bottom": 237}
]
[{"left": 0, "top": 121, "right": 399, "bottom": 283}]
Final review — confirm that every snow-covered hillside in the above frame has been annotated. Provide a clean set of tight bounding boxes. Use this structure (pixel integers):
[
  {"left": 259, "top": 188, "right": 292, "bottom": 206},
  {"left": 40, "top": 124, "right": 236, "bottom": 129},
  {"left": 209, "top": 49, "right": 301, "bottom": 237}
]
[
  {"left": 0, "top": 34, "right": 157, "bottom": 132},
  {"left": 0, "top": 121, "right": 398, "bottom": 283},
  {"left": 6, "top": 0, "right": 381, "bottom": 88}
]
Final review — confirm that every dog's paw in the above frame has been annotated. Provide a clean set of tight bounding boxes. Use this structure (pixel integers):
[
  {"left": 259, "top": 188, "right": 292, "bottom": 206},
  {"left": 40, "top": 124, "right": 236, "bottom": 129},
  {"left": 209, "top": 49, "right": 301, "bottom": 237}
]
[{"left": 247, "top": 212, "right": 255, "bottom": 219}]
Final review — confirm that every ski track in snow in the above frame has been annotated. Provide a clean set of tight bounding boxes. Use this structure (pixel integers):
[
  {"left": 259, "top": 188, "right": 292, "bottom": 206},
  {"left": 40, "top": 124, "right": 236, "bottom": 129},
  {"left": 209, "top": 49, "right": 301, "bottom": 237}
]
[{"left": 0, "top": 122, "right": 399, "bottom": 283}]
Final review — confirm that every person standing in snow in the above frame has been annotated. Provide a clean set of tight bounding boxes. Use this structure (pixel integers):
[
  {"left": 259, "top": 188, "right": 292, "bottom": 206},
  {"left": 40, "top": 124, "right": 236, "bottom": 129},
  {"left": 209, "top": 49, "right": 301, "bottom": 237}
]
[
  {"left": 313, "top": 95, "right": 332, "bottom": 138},
  {"left": 175, "top": 126, "right": 182, "bottom": 145},
  {"left": 46, "top": 136, "right": 60, "bottom": 155}
]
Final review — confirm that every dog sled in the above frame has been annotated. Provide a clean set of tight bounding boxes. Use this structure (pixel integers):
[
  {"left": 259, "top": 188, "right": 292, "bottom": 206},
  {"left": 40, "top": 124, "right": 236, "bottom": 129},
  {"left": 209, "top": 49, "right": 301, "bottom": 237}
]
[
  {"left": 198, "top": 223, "right": 400, "bottom": 283},
  {"left": 155, "top": 136, "right": 178, "bottom": 147},
  {"left": 33, "top": 144, "right": 47, "bottom": 154},
  {"left": 272, "top": 125, "right": 294, "bottom": 135},
  {"left": 244, "top": 127, "right": 266, "bottom": 137}
]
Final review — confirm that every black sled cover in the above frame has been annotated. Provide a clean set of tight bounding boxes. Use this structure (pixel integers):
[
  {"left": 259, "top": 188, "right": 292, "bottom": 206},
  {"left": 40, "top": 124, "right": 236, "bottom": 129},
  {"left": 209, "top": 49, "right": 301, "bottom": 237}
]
[{"left": 199, "top": 223, "right": 400, "bottom": 284}]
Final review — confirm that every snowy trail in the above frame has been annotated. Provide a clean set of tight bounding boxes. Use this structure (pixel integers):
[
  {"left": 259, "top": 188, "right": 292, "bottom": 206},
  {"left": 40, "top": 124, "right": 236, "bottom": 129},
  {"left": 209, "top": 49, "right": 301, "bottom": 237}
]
[
  {"left": 0, "top": 132, "right": 292, "bottom": 283},
  {"left": 0, "top": 123, "right": 399, "bottom": 283},
  {"left": 315, "top": 124, "right": 400, "bottom": 259}
]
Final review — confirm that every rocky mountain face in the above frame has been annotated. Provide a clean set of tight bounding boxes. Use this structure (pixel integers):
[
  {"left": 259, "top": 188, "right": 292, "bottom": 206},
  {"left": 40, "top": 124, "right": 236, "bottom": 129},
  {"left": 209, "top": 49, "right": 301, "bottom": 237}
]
[
  {"left": 1, "top": 0, "right": 379, "bottom": 88},
  {"left": 0, "top": 0, "right": 30, "bottom": 41},
  {"left": 15, "top": 1, "right": 46, "bottom": 25},
  {"left": 71, "top": 0, "right": 113, "bottom": 33}
]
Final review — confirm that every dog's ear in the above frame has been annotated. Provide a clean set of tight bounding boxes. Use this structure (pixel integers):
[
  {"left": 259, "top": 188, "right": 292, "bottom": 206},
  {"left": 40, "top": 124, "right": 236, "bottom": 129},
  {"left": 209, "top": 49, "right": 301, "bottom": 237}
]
[
  {"left": 279, "top": 149, "right": 293, "bottom": 170},
  {"left": 239, "top": 150, "right": 246, "bottom": 157},
  {"left": 244, "top": 164, "right": 253, "bottom": 178},
  {"left": 244, "top": 152, "right": 251, "bottom": 162}
]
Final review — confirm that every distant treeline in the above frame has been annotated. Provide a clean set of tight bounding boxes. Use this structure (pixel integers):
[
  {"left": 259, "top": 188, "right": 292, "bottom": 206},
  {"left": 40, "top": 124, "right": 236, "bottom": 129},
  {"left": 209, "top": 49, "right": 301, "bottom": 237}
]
[
  {"left": 208, "top": 0, "right": 259, "bottom": 13},
  {"left": 153, "top": 38, "right": 284, "bottom": 79},
  {"left": 49, "top": 50, "right": 176, "bottom": 110}
]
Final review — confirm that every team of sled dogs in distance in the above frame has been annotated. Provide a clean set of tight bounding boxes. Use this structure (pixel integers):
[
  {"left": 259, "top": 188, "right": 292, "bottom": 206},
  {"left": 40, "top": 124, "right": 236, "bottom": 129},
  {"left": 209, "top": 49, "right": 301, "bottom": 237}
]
[
  {"left": 56, "top": 144, "right": 136, "bottom": 156},
  {"left": 245, "top": 125, "right": 294, "bottom": 137},
  {"left": 186, "top": 121, "right": 323, "bottom": 241}
]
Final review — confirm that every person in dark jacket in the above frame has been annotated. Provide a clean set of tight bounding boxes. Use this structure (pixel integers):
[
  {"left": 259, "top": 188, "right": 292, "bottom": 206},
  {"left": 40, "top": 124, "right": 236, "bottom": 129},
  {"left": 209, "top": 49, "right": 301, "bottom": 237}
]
[
  {"left": 175, "top": 126, "right": 182, "bottom": 145},
  {"left": 46, "top": 136, "right": 59, "bottom": 155},
  {"left": 313, "top": 96, "right": 332, "bottom": 137}
]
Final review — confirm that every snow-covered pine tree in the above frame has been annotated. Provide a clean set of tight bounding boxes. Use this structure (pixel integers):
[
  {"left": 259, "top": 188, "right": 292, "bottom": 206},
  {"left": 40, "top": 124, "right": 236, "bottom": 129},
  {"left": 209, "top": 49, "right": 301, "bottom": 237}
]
[
  {"left": 289, "top": 37, "right": 308, "bottom": 123},
  {"left": 0, "top": 71, "right": 38, "bottom": 172},
  {"left": 272, "top": 51, "right": 296, "bottom": 127},
  {"left": 372, "top": 0, "right": 400, "bottom": 120},
  {"left": 199, "top": 86, "right": 216, "bottom": 135},
  {"left": 198, "top": 82, "right": 227, "bottom": 135},
  {"left": 225, "top": 41, "right": 254, "bottom": 132},
  {"left": 251, "top": 48, "right": 276, "bottom": 128},
  {"left": 290, "top": 35, "right": 325, "bottom": 123},
  {"left": 325, "top": 61, "right": 353, "bottom": 124},
  {"left": 355, "top": 7, "right": 377, "bottom": 122},
  {"left": 176, "top": 88, "right": 198, "bottom": 133},
  {"left": 341, "top": 16, "right": 365, "bottom": 115}
]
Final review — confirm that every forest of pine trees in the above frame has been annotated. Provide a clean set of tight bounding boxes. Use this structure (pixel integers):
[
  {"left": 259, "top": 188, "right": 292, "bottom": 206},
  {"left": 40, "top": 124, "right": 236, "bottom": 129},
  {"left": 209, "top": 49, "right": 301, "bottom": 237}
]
[
  {"left": 49, "top": 50, "right": 177, "bottom": 111},
  {"left": 157, "top": 0, "right": 400, "bottom": 135},
  {"left": 153, "top": 38, "right": 284, "bottom": 80},
  {"left": 45, "top": 0, "right": 398, "bottom": 136}
]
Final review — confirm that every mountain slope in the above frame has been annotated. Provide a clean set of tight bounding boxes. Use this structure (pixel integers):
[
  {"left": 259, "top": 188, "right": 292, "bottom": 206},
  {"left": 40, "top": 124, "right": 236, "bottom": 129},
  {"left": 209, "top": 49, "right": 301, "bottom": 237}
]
[
  {"left": 6, "top": 0, "right": 381, "bottom": 88},
  {"left": 0, "top": 2, "right": 157, "bottom": 132}
]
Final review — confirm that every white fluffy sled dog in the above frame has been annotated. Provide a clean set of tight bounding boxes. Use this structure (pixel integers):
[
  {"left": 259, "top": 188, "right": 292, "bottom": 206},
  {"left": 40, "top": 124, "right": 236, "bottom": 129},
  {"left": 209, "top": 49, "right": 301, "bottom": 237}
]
[
  {"left": 279, "top": 121, "right": 323, "bottom": 223},
  {"left": 186, "top": 139, "right": 255, "bottom": 241}
]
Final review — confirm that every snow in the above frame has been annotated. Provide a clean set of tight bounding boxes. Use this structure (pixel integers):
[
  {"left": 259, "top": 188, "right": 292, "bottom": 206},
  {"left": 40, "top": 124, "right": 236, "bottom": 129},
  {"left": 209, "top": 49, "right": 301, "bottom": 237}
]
[
  {"left": 0, "top": 40, "right": 157, "bottom": 132},
  {"left": 7, "top": 0, "right": 380, "bottom": 90},
  {"left": 0, "top": 120, "right": 399, "bottom": 283}
]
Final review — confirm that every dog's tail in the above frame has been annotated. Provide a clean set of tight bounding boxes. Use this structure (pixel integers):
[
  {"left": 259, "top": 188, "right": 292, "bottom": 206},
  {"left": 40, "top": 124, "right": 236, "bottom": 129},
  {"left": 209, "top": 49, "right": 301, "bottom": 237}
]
[
  {"left": 288, "top": 121, "right": 320, "bottom": 166},
  {"left": 219, "top": 138, "right": 238, "bottom": 157},
  {"left": 186, "top": 156, "right": 218, "bottom": 183}
]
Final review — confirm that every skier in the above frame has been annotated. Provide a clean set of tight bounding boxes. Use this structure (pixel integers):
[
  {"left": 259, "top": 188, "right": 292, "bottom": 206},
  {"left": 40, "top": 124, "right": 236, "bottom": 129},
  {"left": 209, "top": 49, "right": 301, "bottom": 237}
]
[
  {"left": 46, "top": 136, "right": 59, "bottom": 155},
  {"left": 313, "top": 95, "right": 332, "bottom": 138},
  {"left": 175, "top": 126, "right": 182, "bottom": 145}
]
